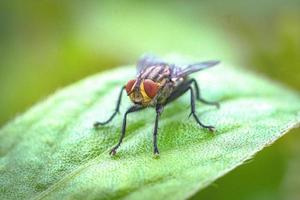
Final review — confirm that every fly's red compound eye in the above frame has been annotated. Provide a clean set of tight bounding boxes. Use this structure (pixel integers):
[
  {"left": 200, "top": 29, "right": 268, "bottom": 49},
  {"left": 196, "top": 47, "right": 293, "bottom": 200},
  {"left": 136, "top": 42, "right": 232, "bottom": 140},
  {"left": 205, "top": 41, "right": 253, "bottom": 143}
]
[
  {"left": 143, "top": 79, "right": 159, "bottom": 98},
  {"left": 125, "top": 79, "right": 136, "bottom": 94}
]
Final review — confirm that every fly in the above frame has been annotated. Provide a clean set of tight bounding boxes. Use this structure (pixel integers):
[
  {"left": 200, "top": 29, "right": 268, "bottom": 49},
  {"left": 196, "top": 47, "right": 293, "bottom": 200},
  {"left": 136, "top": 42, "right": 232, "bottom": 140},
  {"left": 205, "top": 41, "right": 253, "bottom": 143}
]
[{"left": 94, "top": 54, "right": 220, "bottom": 156}]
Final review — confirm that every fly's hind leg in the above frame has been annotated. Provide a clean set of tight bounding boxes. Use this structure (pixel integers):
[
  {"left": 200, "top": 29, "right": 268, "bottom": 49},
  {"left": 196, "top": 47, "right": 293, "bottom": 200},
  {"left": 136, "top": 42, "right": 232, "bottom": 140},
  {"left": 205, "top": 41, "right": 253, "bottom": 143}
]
[
  {"left": 190, "top": 78, "right": 220, "bottom": 109},
  {"left": 165, "top": 81, "right": 215, "bottom": 132},
  {"left": 188, "top": 86, "right": 215, "bottom": 132}
]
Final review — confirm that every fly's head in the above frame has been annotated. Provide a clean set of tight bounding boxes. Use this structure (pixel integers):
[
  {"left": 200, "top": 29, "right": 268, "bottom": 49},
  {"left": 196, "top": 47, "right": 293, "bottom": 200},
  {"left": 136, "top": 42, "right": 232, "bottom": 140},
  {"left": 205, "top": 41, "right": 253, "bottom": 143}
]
[{"left": 125, "top": 79, "right": 160, "bottom": 106}]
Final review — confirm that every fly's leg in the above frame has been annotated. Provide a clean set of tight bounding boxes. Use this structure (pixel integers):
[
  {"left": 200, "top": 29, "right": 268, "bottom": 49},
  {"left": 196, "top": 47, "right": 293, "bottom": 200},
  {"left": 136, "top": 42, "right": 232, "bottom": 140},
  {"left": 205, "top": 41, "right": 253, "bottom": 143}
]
[
  {"left": 190, "top": 78, "right": 220, "bottom": 108},
  {"left": 110, "top": 105, "right": 144, "bottom": 155},
  {"left": 188, "top": 86, "right": 215, "bottom": 132},
  {"left": 153, "top": 105, "right": 163, "bottom": 155},
  {"left": 165, "top": 81, "right": 215, "bottom": 132},
  {"left": 94, "top": 86, "right": 125, "bottom": 127}
]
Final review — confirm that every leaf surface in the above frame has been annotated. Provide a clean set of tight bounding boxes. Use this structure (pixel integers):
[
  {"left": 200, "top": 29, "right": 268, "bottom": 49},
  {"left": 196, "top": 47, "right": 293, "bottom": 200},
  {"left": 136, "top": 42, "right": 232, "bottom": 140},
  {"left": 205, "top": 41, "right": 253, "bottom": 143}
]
[{"left": 1, "top": 62, "right": 300, "bottom": 200}]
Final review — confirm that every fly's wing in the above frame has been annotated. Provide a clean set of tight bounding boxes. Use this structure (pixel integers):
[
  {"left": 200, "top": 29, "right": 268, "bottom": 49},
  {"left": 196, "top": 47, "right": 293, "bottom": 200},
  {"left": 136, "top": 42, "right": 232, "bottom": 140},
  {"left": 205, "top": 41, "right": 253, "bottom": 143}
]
[
  {"left": 176, "top": 60, "right": 220, "bottom": 77},
  {"left": 136, "top": 54, "right": 166, "bottom": 74}
]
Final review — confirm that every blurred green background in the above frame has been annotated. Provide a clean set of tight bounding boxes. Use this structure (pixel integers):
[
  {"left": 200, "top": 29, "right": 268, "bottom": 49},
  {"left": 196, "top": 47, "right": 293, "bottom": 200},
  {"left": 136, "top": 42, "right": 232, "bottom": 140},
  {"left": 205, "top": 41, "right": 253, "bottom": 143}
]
[{"left": 0, "top": 0, "right": 299, "bottom": 199}]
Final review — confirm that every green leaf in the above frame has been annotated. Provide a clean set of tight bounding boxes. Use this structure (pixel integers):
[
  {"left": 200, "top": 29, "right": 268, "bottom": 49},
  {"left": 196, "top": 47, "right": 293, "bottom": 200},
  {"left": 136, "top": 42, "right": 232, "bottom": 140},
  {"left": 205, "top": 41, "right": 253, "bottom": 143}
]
[{"left": 1, "top": 61, "right": 300, "bottom": 200}]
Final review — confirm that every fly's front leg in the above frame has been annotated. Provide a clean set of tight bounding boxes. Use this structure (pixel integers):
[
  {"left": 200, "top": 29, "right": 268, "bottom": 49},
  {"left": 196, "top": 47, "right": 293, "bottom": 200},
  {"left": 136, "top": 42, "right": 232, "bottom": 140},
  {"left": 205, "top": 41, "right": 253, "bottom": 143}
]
[
  {"left": 94, "top": 86, "right": 125, "bottom": 127},
  {"left": 153, "top": 105, "right": 163, "bottom": 156},
  {"left": 190, "top": 78, "right": 220, "bottom": 109},
  {"left": 110, "top": 105, "right": 144, "bottom": 155},
  {"left": 188, "top": 86, "right": 215, "bottom": 132}
]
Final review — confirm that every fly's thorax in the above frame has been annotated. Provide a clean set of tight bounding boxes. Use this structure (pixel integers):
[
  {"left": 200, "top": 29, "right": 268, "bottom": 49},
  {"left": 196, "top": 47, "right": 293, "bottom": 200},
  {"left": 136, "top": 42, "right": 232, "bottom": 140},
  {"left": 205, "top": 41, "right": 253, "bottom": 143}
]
[
  {"left": 139, "top": 64, "right": 171, "bottom": 82},
  {"left": 155, "top": 76, "right": 186, "bottom": 104},
  {"left": 156, "top": 79, "right": 176, "bottom": 104}
]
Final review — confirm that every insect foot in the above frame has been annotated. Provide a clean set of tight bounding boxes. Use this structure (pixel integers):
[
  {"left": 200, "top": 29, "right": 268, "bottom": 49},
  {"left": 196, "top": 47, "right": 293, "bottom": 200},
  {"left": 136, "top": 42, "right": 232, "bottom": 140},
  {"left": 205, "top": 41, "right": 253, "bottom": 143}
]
[
  {"left": 109, "top": 148, "right": 117, "bottom": 156},
  {"left": 153, "top": 151, "right": 160, "bottom": 159},
  {"left": 93, "top": 121, "right": 103, "bottom": 128},
  {"left": 154, "top": 148, "right": 160, "bottom": 155},
  {"left": 207, "top": 126, "right": 216, "bottom": 132}
]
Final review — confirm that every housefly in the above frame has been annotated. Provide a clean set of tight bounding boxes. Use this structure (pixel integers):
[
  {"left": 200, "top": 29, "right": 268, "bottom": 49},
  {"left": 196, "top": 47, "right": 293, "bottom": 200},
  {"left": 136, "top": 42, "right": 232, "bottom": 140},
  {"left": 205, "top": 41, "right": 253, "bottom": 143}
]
[{"left": 94, "top": 55, "right": 220, "bottom": 156}]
